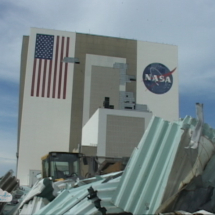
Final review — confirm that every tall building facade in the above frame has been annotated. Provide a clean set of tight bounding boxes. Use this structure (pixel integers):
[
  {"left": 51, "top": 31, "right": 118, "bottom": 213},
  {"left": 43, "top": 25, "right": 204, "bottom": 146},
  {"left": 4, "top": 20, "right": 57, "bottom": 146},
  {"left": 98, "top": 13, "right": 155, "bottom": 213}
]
[{"left": 17, "top": 28, "right": 178, "bottom": 185}]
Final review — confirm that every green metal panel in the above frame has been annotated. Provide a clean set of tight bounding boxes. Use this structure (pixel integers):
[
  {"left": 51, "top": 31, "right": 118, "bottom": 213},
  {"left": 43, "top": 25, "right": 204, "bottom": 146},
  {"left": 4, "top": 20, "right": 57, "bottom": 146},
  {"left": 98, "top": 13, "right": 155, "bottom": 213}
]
[{"left": 111, "top": 116, "right": 184, "bottom": 214}]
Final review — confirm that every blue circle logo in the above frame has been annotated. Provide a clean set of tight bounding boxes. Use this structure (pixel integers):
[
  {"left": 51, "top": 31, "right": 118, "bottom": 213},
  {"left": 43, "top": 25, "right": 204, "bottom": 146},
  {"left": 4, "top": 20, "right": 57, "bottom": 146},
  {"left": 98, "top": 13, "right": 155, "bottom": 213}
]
[{"left": 142, "top": 63, "right": 176, "bottom": 94}]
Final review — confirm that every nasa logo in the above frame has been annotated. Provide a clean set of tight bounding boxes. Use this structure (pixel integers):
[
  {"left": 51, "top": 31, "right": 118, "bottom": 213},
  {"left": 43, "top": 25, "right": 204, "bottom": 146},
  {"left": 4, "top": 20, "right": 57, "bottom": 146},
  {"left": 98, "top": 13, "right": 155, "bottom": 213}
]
[{"left": 142, "top": 63, "right": 176, "bottom": 94}]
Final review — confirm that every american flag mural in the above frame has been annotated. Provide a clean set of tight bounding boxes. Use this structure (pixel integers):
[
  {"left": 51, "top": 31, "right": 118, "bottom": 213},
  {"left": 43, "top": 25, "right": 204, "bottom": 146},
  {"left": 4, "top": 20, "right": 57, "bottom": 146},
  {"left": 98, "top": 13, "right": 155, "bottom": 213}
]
[{"left": 31, "top": 34, "right": 70, "bottom": 99}]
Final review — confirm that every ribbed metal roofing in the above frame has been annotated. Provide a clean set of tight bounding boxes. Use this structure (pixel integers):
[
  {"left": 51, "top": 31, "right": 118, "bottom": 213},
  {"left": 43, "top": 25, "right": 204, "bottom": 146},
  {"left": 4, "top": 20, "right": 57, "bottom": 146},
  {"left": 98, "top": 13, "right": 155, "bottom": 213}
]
[
  {"left": 34, "top": 172, "right": 122, "bottom": 215},
  {"left": 160, "top": 113, "right": 215, "bottom": 204},
  {"left": 181, "top": 116, "right": 215, "bottom": 142},
  {"left": 64, "top": 174, "right": 123, "bottom": 215},
  {"left": 17, "top": 113, "right": 215, "bottom": 215},
  {"left": 0, "top": 170, "right": 20, "bottom": 214},
  {"left": 64, "top": 197, "right": 101, "bottom": 215},
  {"left": 92, "top": 175, "right": 124, "bottom": 214},
  {"left": 111, "top": 116, "right": 184, "bottom": 215},
  {"left": 19, "top": 197, "right": 49, "bottom": 215},
  {"left": 110, "top": 113, "right": 215, "bottom": 215},
  {"left": 34, "top": 184, "right": 92, "bottom": 215}
]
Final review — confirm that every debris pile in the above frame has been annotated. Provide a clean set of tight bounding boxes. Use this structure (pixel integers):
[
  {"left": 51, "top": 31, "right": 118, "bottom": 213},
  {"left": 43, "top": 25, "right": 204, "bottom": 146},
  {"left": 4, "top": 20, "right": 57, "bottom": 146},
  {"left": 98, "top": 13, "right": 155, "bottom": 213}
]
[
  {"left": 1, "top": 103, "right": 215, "bottom": 215},
  {"left": 0, "top": 170, "right": 19, "bottom": 214}
]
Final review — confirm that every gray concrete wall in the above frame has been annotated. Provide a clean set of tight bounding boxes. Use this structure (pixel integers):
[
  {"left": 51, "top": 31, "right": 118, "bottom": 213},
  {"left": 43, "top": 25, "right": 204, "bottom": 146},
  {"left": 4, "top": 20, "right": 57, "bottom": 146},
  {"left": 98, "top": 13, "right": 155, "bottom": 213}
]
[
  {"left": 106, "top": 115, "right": 145, "bottom": 157},
  {"left": 90, "top": 66, "right": 120, "bottom": 117},
  {"left": 17, "top": 36, "right": 29, "bottom": 157},
  {"left": 69, "top": 34, "right": 137, "bottom": 151}
]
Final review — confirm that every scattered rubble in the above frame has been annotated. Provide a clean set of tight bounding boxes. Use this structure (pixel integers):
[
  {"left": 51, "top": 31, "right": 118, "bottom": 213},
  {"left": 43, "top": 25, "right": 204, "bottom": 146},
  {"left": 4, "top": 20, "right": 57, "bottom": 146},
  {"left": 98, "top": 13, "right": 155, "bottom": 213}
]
[
  {"left": 0, "top": 170, "right": 19, "bottom": 214},
  {"left": 1, "top": 104, "right": 215, "bottom": 215}
]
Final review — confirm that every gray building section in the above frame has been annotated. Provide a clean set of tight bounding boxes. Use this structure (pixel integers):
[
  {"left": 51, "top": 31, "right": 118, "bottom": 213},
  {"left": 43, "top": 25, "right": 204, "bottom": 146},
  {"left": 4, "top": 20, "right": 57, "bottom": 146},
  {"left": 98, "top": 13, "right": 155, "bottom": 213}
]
[
  {"left": 17, "top": 36, "right": 29, "bottom": 160},
  {"left": 17, "top": 29, "right": 178, "bottom": 185},
  {"left": 81, "top": 146, "right": 97, "bottom": 156},
  {"left": 18, "top": 33, "right": 138, "bottom": 155},
  {"left": 90, "top": 66, "right": 120, "bottom": 118},
  {"left": 105, "top": 115, "right": 145, "bottom": 157},
  {"left": 70, "top": 34, "right": 137, "bottom": 151}
]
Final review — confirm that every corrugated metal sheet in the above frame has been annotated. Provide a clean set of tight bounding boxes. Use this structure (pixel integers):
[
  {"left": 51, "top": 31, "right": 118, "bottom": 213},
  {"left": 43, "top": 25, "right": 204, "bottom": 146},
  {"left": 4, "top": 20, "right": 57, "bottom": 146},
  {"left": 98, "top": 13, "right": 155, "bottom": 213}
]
[
  {"left": 110, "top": 115, "right": 215, "bottom": 215},
  {"left": 34, "top": 172, "right": 123, "bottom": 215},
  {"left": 34, "top": 172, "right": 119, "bottom": 215},
  {"left": 2, "top": 186, "right": 31, "bottom": 215},
  {"left": 162, "top": 129, "right": 215, "bottom": 203},
  {"left": 34, "top": 185, "right": 91, "bottom": 215},
  {"left": 185, "top": 104, "right": 204, "bottom": 149},
  {"left": 0, "top": 170, "right": 13, "bottom": 188},
  {"left": 74, "top": 171, "right": 122, "bottom": 187},
  {"left": 19, "top": 197, "right": 49, "bottom": 215},
  {"left": 63, "top": 173, "right": 123, "bottom": 215},
  {"left": 92, "top": 175, "right": 124, "bottom": 214},
  {"left": 181, "top": 116, "right": 215, "bottom": 142},
  {"left": 160, "top": 210, "right": 214, "bottom": 215},
  {"left": 202, "top": 154, "right": 215, "bottom": 187},
  {"left": 177, "top": 153, "right": 215, "bottom": 212},
  {"left": 0, "top": 170, "right": 20, "bottom": 214},
  {"left": 16, "top": 178, "right": 56, "bottom": 213},
  {"left": 6, "top": 111, "right": 215, "bottom": 215},
  {"left": 111, "top": 116, "right": 184, "bottom": 215},
  {"left": 0, "top": 170, "right": 19, "bottom": 193},
  {"left": 159, "top": 116, "right": 215, "bottom": 211},
  {"left": 64, "top": 197, "right": 101, "bottom": 215}
]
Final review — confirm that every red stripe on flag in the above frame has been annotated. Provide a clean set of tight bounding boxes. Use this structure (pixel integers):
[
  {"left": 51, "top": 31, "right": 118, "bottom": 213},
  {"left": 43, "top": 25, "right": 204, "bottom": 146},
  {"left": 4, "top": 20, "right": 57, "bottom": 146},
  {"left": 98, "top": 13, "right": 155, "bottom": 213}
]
[
  {"left": 31, "top": 35, "right": 71, "bottom": 99},
  {"left": 58, "top": 37, "right": 65, "bottom": 99},
  {"left": 63, "top": 37, "right": 70, "bottom": 99},
  {"left": 31, "top": 59, "right": 37, "bottom": 96},
  {"left": 36, "top": 59, "right": 42, "bottom": 97},
  {"left": 42, "top": 60, "right": 47, "bottom": 97},
  {"left": 52, "top": 36, "right": 59, "bottom": 98},
  {"left": 47, "top": 60, "right": 52, "bottom": 98}
]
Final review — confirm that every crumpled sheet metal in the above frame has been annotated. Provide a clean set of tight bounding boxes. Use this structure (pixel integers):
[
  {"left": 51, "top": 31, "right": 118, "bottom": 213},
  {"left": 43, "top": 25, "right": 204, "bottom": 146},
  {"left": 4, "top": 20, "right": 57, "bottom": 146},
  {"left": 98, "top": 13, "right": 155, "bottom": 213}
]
[
  {"left": 0, "top": 170, "right": 13, "bottom": 188},
  {"left": 19, "top": 197, "right": 49, "bottom": 215},
  {"left": 110, "top": 114, "right": 215, "bottom": 215},
  {"left": 9, "top": 113, "right": 215, "bottom": 215},
  {"left": 181, "top": 136, "right": 214, "bottom": 186},
  {"left": 16, "top": 177, "right": 57, "bottom": 213},
  {"left": 2, "top": 186, "right": 31, "bottom": 215},
  {"left": 181, "top": 116, "right": 215, "bottom": 144},
  {"left": 0, "top": 170, "right": 20, "bottom": 214},
  {"left": 65, "top": 174, "right": 124, "bottom": 215},
  {"left": 64, "top": 197, "right": 101, "bottom": 215},
  {"left": 185, "top": 103, "right": 204, "bottom": 149},
  {"left": 34, "top": 184, "right": 91, "bottom": 215},
  {"left": 157, "top": 116, "right": 215, "bottom": 214},
  {"left": 160, "top": 210, "right": 214, "bottom": 215},
  {"left": 201, "top": 154, "right": 215, "bottom": 188},
  {"left": 157, "top": 151, "right": 215, "bottom": 213},
  {"left": 34, "top": 172, "right": 122, "bottom": 215},
  {"left": 111, "top": 116, "right": 184, "bottom": 215},
  {"left": 161, "top": 129, "right": 215, "bottom": 203},
  {"left": 91, "top": 175, "right": 125, "bottom": 214},
  {"left": 63, "top": 174, "right": 124, "bottom": 215},
  {"left": 54, "top": 178, "right": 76, "bottom": 191},
  {"left": 0, "top": 170, "right": 19, "bottom": 193}
]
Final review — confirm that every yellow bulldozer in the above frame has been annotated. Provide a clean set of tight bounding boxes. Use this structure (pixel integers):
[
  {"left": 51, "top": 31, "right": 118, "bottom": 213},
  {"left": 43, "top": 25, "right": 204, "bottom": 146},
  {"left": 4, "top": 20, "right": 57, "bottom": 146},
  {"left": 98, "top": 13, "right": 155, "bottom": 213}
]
[{"left": 41, "top": 151, "right": 129, "bottom": 181}]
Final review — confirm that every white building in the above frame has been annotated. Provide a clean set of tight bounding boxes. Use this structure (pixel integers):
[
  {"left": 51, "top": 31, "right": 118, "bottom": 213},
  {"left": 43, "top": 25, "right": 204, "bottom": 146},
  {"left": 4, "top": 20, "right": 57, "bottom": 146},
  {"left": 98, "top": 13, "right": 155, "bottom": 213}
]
[
  {"left": 82, "top": 108, "right": 152, "bottom": 158},
  {"left": 17, "top": 28, "right": 178, "bottom": 185}
]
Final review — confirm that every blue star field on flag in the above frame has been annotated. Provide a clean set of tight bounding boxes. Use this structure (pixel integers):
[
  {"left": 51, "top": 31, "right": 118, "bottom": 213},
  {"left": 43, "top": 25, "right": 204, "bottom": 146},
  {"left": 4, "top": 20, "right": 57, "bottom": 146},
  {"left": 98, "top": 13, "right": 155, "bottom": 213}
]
[{"left": 34, "top": 34, "right": 54, "bottom": 59}]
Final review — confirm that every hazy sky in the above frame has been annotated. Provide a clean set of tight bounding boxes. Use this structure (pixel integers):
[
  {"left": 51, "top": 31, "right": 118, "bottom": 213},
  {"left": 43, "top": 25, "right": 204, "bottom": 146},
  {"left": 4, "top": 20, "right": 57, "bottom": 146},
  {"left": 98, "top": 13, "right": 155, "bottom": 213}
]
[{"left": 1, "top": 0, "right": 215, "bottom": 176}]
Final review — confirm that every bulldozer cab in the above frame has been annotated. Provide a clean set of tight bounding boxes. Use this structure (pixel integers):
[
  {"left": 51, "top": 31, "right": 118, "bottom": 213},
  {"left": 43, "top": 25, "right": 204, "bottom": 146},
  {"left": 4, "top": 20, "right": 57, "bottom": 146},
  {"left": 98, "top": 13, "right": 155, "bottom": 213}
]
[{"left": 41, "top": 152, "right": 82, "bottom": 181}]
